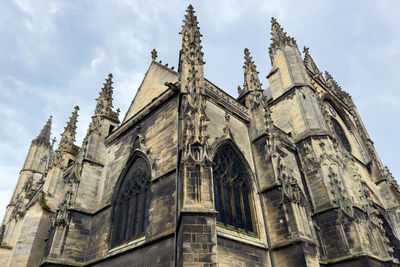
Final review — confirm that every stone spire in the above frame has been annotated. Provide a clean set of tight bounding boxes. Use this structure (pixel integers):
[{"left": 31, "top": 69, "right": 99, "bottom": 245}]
[
  {"left": 179, "top": 4, "right": 205, "bottom": 73},
  {"left": 94, "top": 73, "right": 114, "bottom": 116},
  {"left": 179, "top": 4, "right": 209, "bottom": 161},
  {"left": 58, "top": 106, "right": 79, "bottom": 151},
  {"left": 268, "top": 17, "right": 297, "bottom": 62},
  {"left": 32, "top": 116, "right": 52, "bottom": 147},
  {"left": 239, "top": 48, "right": 262, "bottom": 96}
]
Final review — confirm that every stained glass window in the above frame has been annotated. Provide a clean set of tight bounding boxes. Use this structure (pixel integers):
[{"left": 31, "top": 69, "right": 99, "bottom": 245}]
[
  {"left": 213, "top": 144, "right": 254, "bottom": 233},
  {"left": 112, "top": 156, "right": 151, "bottom": 247},
  {"left": 330, "top": 117, "right": 351, "bottom": 153}
]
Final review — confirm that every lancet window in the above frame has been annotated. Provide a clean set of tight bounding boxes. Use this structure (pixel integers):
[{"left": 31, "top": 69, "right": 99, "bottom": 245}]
[
  {"left": 112, "top": 156, "right": 151, "bottom": 247},
  {"left": 330, "top": 117, "right": 352, "bottom": 153},
  {"left": 213, "top": 143, "right": 255, "bottom": 233}
]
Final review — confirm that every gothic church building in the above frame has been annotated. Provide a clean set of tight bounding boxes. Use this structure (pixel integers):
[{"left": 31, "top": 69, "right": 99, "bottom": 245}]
[{"left": 1, "top": 5, "right": 399, "bottom": 267}]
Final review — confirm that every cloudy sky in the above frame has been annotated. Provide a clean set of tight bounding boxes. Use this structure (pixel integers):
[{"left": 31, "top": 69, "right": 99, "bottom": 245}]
[{"left": 1, "top": 0, "right": 399, "bottom": 222}]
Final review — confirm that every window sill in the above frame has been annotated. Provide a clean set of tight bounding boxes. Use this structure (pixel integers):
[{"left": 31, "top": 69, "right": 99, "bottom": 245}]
[
  {"left": 216, "top": 225, "right": 267, "bottom": 249},
  {"left": 107, "top": 235, "right": 146, "bottom": 255}
]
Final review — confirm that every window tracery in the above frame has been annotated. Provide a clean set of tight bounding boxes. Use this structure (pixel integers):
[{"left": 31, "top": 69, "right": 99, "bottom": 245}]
[
  {"left": 213, "top": 143, "right": 254, "bottom": 233},
  {"left": 111, "top": 156, "right": 151, "bottom": 247}
]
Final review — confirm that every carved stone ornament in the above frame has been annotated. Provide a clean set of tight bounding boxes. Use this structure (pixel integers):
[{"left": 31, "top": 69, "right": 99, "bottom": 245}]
[
  {"left": 324, "top": 71, "right": 354, "bottom": 108},
  {"left": 32, "top": 116, "right": 52, "bottom": 147},
  {"left": 129, "top": 125, "right": 155, "bottom": 170},
  {"left": 151, "top": 48, "right": 158, "bottom": 61},
  {"left": 241, "top": 48, "right": 262, "bottom": 98},
  {"left": 222, "top": 112, "right": 233, "bottom": 139},
  {"left": 90, "top": 116, "right": 102, "bottom": 135},
  {"left": 328, "top": 167, "right": 354, "bottom": 221},
  {"left": 179, "top": 5, "right": 211, "bottom": 165},
  {"left": 277, "top": 156, "right": 304, "bottom": 205},
  {"left": 52, "top": 151, "right": 63, "bottom": 168},
  {"left": 58, "top": 106, "right": 79, "bottom": 151},
  {"left": 54, "top": 188, "right": 74, "bottom": 228},
  {"left": 268, "top": 17, "right": 298, "bottom": 62},
  {"left": 8, "top": 194, "right": 25, "bottom": 222}
]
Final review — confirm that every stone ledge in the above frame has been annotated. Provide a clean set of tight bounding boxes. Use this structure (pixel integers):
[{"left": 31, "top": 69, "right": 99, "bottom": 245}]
[{"left": 216, "top": 225, "right": 267, "bottom": 249}]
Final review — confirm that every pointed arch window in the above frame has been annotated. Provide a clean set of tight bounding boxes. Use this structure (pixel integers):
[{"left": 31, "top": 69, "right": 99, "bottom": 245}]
[
  {"left": 213, "top": 143, "right": 255, "bottom": 233},
  {"left": 111, "top": 155, "right": 151, "bottom": 247},
  {"left": 330, "top": 117, "right": 351, "bottom": 153}
]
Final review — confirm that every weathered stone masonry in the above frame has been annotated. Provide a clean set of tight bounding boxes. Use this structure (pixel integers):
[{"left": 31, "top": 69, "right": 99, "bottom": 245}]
[{"left": 0, "top": 5, "right": 399, "bottom": 267}]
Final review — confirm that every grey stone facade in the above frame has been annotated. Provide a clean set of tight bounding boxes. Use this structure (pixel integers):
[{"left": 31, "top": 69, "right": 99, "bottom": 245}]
[{"left": 1, "top": 5, "right": 399, "bottom": 267}]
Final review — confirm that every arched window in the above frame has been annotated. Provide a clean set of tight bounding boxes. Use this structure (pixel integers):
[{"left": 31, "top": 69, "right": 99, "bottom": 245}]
[
  {"left": 213, "top": 143, "right": 254, "bottom": 233},
  {"left": 330, "top": 117, "right": 351, "bottom": 153},
  {"left": 112, "top": 156, "right": 151, "bottom": 247}
]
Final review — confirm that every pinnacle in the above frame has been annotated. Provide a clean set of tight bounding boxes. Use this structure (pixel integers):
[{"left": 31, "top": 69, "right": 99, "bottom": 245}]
[
  {"left": 151, "top": 49, "right": 157, "bottom": 61},
  {"left": 268, "top": 17, "right": 297, "bottom": 60},
  {"left": 58, "top": 106, "right": 79, "bottom": 150},
  {"left": 303, "top": 46, "right": 321, "bottom": 75},
  {"left": 179, "top": 4, "right": 204, "bottom": 67},
  {"left": 324, "top": 71, "right": 342, "bottom": 91},
  {"left": 184, "top": 4, "right": 196, "bottom": 23},
  {"left": 303, "top": 46, "right": 309, "bottom": 55},
  {"left": 64, "top": 106, "right": 79, "bottom": 135},
  {"left": 242, "top": 48, "right": 261, "bottom": 94},
  {"left": 95, "top": 73, "right": 114, "bottom": 116},
  {"left": 324, "top": 71, "right": 335, "bottom": 84},
  {"left": 32, "top": 116, "right": 52, "bottom": 147},
  {"left": 180, "top": 4, "right": 201, "bottom": 37},
  {"left": 324, "top": 71, "right": 352, "bottom": 105}
]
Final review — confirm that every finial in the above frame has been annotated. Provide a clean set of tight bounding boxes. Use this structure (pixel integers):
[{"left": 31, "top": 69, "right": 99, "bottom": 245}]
[
  {"left": 268, "top": 17, "right": 297, "bottom": 61},
  {"left": 32, "top": 116, "right": 52, "bottom": 147},
  {"left": 242, "top": 48, "right": 261, "bottom": 94},
  {"left": 151, "top": 49, "right": 157, "bottom": 61}
]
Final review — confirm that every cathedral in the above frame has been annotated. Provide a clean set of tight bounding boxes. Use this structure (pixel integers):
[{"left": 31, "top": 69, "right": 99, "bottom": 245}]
[{"left": 1, "top": 5, "right": 400, "bottom": 267}]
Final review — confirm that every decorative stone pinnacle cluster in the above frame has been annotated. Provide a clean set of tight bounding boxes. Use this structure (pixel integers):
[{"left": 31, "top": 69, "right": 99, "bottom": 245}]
[
  {"left": 242, "top": 48, "right": 262, "bottom": 94},
  {"left": 95, "top": 73, "right": 114, "bottom": 116},
  {"left": 58, "top": 106, "right": 79, "bottom": 150},
  {"left": 268, "top": 17, "right": 297, "bottom": 60},
  {"left": 32, "top": 116, "right": 52, "bottom": 147},
  {"left": 179, "top": 4, "right": 204, "bottom": 66}
]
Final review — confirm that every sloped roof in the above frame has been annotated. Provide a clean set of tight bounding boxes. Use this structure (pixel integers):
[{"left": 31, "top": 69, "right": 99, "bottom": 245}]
[{"left": 122, "top": 62, "right": 178, "bottom": 124}]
